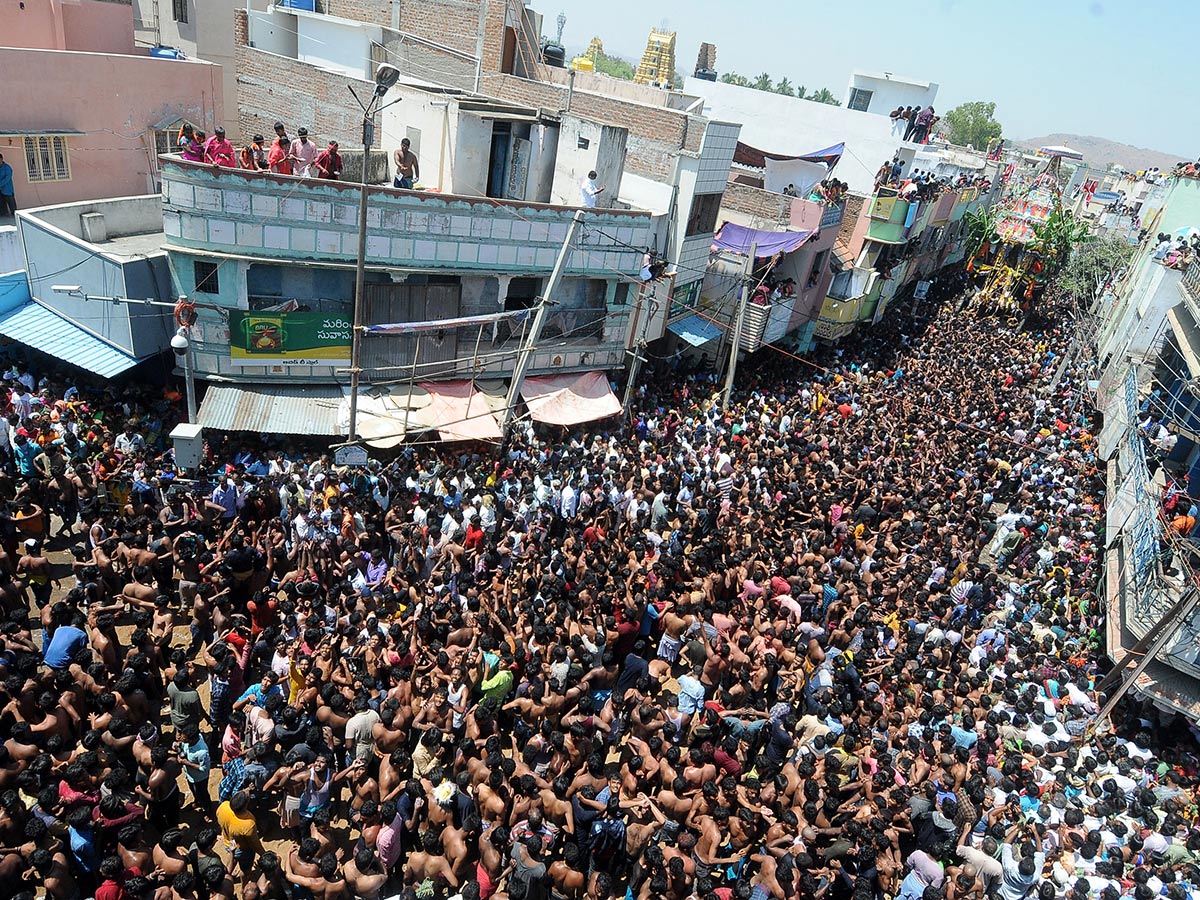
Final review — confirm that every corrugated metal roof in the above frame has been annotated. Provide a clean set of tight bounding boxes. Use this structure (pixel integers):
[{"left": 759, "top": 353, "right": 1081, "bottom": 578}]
[
  {"left": 0, "top": 302, "right": 147, "bottom": 379},
  {"left": 198, "top": 384, "right": 343, "bottom": 435}
]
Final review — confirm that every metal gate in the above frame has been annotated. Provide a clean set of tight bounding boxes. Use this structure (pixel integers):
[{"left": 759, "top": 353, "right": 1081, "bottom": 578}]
[{"left": 362, "top": 282, "right": 462, "bottom": 376}]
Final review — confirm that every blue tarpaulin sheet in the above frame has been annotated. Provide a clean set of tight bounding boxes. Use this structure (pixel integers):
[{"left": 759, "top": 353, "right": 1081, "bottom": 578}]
[
  {"left": 668, "top": 314, "right": 724, "bottom": 346},
  {"left": 712, "top": 223, "right": 814, "bottom": 257}
]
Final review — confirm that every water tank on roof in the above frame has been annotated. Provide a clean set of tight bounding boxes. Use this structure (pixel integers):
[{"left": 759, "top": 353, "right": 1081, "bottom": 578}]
[
  {"left": 543, "top": 43, "right": 566, "bottom": 68},
  {"left": 694, "top": 68, "right": 717, "bottom": 82}
]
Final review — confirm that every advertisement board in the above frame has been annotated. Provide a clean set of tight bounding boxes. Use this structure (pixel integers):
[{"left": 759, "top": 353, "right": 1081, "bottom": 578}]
[{"left": 229, "top": 310, "right": 352, "bottom": 366}]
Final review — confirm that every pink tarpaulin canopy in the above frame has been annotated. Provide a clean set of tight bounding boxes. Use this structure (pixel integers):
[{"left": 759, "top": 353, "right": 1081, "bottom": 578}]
[
  {"left": 417, "top": 380, "right": 504, "bottom": 442},
  {"left": 520, "top": 372, "right": 622, "bottom": 426}
]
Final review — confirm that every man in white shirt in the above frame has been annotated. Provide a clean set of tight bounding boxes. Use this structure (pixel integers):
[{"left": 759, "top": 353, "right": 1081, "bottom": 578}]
[
  {"left": 289, "top": 128, "right": 319, "bottom": 177},
  {"left": 581, "top": 171, "right": 604, "bottom": 208}
]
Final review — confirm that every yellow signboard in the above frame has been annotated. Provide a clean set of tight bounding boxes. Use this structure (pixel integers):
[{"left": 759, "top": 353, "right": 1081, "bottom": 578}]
[{"left": 871, "top": 196, "right": 897, "bottom": 220}]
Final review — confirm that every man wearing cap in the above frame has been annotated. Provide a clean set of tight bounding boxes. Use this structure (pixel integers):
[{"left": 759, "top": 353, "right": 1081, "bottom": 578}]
[
  {"left": 290, "top": 128, "right": 319, "bottom": 177},
  {"left": 204, "top": 127, "right": 236, "bottom": 167}
]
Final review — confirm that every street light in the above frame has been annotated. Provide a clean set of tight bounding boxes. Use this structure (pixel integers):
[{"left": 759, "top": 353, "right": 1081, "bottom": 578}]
[
  {"left": 346, "top": 63, "right": 402, "bottom": 444},
  {"left": 171, "top": 325, "right": 198, "bottom": 423}
]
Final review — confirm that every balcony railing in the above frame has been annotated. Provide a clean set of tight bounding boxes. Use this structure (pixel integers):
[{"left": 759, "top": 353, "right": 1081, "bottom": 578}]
[
  {"left": 1183, "top": 260, "right": 1200, "bottom": 301},
  {"left": 159, "top": 156, "right": 651, "bottom": 277}
]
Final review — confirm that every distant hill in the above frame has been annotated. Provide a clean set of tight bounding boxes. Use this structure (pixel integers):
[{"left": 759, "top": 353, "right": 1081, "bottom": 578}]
[{"left": 1014, "top": 134, "right": 1188, "bottom": 173}]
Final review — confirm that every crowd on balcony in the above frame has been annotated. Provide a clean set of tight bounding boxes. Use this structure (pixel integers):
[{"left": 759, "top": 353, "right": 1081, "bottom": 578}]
[
  {"left": 874, "top": 158, "right": 992, "bottom": 201},
  {"left": 1152, "top": 231, "right": 1200, "bottom": 270},
  {"left": 176, "top": 122, "right": 346, "bottom": 181},
  {"left": 889, "top": 106, "right": 940, "bottom": 145}
]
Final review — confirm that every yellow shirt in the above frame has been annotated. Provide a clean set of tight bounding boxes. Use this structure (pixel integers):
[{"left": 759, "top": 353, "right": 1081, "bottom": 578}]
[{"left": 217, "top": 802, "right": 260, "bottom": 848}]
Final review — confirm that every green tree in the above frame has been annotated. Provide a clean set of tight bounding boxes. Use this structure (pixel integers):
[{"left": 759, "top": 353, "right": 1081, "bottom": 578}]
[
  {"left": 1054, "top": 233, "right": 1132, "bottom": 301},
  {"left": 1032, "top": 207, "right": 1094, "bottom": 273},
  {"left": 806, "top": 87, "right": 840, "bottom": 106},
  {"left": 720, "top": 71, "right": 751, "bottom": 87},
  {"left": 752, "top": 72, "right": 774, "bottom": 91},
  {"left": 774, "top": 77, "right": 795, "bottom": 97},
  {"left": 943, "top": 101, "right": 1003, "bottom": 151},
  {"left": 592, "top": 51, "right": 635, "bottom": 81}
]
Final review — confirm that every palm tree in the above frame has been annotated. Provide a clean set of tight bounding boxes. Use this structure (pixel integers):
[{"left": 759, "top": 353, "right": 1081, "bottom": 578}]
[
  {"left": 774, "top": 77, "right": 795, "bottom": 97},
  {"left": 752, "top": 72, "right": 773, "bottom": 92},
  {"left": 807, "top": 87, "right": 841, "bottom": 106},
  {"left": 720, "top": 72, "right": 750, "bottom": 87}
]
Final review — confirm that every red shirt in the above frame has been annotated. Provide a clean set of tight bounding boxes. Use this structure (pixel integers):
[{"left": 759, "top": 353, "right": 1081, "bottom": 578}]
[
  {"left": 464, "top": 524, "right": 484, "bottom": 551},
  {"left": 96, "top": 879, "right": 127, "bottom": 900},
  {"left": 315, "top": 148, "right": 343, "bottom": 179}
]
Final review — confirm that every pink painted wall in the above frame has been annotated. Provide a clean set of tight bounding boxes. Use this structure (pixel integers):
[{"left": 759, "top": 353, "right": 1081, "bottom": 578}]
[
  {"left": 63, "top": 0, "right": 136, "bottom": 54},
  {"left": 3, "top": 0, "right": 62, "bottom": 49},
  {"left": 2, "top": 0, "right": 135, "bottom": 53},
  {"left": 0, "top": 48, "right": 223, "bottom": 207}
]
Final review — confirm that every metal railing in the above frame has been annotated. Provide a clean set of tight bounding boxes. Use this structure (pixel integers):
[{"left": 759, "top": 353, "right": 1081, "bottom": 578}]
[{"left": 1183, "top": 260, "right": 1200, "bottom": 301}]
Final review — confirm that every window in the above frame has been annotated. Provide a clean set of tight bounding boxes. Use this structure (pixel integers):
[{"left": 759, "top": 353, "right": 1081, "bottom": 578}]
[
  {"left": 847, "top": 88, "right": 873, "bottom": 112},
  {"left": 193, "top": 260, "right": 220, "bottom": 294},
  {"left": 23, "top": 136, "right": 71, "bottom": 182},
  {"left": 154, "top": 120, "right": 195, "bottom": 166},
  {"left": 172, "top": 0, "right": 188, "bottom": 24},
  {"left": 807, "top": 250, "right": 829, "bottom": 287},
  {"left": 685, "top": 192, "right": 722, "bottom": 237}
]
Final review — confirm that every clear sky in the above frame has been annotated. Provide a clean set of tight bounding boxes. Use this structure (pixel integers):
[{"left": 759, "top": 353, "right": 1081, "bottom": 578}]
[{"left": 545, "top": 0, "right": 1188, "bottom": 156}]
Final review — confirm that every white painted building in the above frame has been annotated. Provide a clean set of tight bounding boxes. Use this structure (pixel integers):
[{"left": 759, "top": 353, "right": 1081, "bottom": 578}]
[
  {"left": 844, "top": 71, "right": 938, "bottom": 116},
  {"left": 685, "top": 76, "right": 918, "bottom": 195}
]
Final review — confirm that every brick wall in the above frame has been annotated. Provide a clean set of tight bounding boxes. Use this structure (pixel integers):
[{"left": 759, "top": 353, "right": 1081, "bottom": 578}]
[
  {"left": 399, "top": 0, "right": 483, "bottom": 56},
  {"left": 381, "top": 31, "right": 476, "bottom": 91},
  {"left": 315, "top": 0, "right": 489, "bottom": 59},
  {"left": 234, "top": 11, "right": 374, "bottom": 148},
  {"left": 721, "top": 181, "right": 789, "bottom": 223},
  {"left": 317, "top": 0, "right": 392, "bottom": 26},
  {"left": 837, "top": 193, "right": 866, "bottom": 244}
]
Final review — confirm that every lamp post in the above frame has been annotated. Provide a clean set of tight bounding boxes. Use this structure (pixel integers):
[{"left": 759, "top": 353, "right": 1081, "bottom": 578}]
[
  {"left": 170, "top": 326, "right": 198, "bottom": 423},
  {"left": 346, "top": 63, "right": 402, "bottom": 444}
]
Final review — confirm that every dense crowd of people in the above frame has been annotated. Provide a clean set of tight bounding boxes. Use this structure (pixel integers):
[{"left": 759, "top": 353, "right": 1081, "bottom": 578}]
[{"left": 0, "top": 285, "right": 1196, "bottom": 900}]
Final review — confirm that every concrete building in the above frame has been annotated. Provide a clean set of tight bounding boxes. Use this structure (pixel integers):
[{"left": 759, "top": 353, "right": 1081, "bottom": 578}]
[
  {"left": 1091, "top": 173, "right": 1200, "bottom": 720},
  {"left": 234, "top": 3, "right": 741, "bottom": 358},
  {"left": 158, "top": 156, "right": 651, "bottom": 436},
  {"left": 133, "top": 0, "right": 267, "bottom": 135},
  {"left": 844, "top": 71, "right": 938, "bottom": 115},
  {"left": 2, "top": 0, "right": 223, "bottom": 211},
  {"left": 2, "top": 195, "right": 176, "bottom": 378}
]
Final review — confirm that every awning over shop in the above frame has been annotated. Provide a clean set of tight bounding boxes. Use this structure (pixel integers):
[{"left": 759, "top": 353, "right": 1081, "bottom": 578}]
[
  {"left": 0, "top": 301, "right": 149, "bottom": 379},
  {"left": 668, "top": 314, "right": 723, "bottom": 347},
  {"left": 520, "top": 371, "right": 622, "bottom": 426},
  {"left": 713, "top": 223, "right": 814, "bottom": 257},
  {"left": 733, "top": 141, "right": 845, "bottom": 170},
  {"left": 419, "top": 380, "right": 505, "bottom": 442},
  {"left": 198, "top": 384, "right": 343, "bottom": 435}
]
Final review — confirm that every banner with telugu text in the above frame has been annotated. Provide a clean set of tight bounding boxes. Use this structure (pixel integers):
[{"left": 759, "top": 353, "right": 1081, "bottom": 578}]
[{"left": 228, "top": 310, "right": 352, "bottom": 366}]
